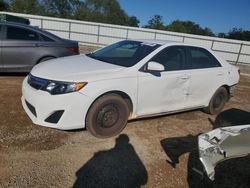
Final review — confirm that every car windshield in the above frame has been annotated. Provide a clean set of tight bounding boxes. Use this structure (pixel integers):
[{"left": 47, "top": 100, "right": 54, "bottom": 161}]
[{"left": 86, "top": 40, "right": 160, "bottom": 67}]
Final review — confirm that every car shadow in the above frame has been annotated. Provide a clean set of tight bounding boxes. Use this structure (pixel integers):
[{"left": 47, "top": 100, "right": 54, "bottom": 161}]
[
  {"left": 160, "top": 108, "right": 250, "bottom": 188},
  {"left": 210, "top": 108, "right": 250, "bottom": 128},
  {"left": 73, "top": 134, "right": 148, "bottom": 188}
]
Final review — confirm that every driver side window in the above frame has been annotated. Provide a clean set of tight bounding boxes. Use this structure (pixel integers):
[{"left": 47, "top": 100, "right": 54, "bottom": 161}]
[{"left": 151, "top": 46, "right": 185, "bottom": 71}]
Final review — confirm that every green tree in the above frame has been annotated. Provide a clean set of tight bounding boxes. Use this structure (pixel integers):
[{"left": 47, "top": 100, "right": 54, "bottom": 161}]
[
  {"left": 166, "top": 20, "right": 215, "bottom": 36},
  {"left": 0, "top": 0, "right": 8, "bottom": 11},
  {"left": 203, "top": 27, "right": 215, "bottom": 37},
  {"left": 7, "top": 0, "right": 45, "bottom": 15},
  {"left": 73, "top": 1, "right": 87, "bottom": 20},
  {"left": 218, "top": 32, "right": 227, "bottom": 38},
  {"left": 126, "top": 16, "right": 140, "bottom": 27},
  {"left": 79, "top": 0, "right": 103, "bottom": 22},
  {"left": 144, "top": 15, "right": 165, "bottom": 30},
  {"left": 4, "top": 0, "right": 139, "bottom": 27},
  {"left": 165, "top": 20, "right": 186, "bottom": 33},
  {"left": 74, "top": 0, "right": 139, "bottom": 26},
  {"left": 74, "top": 0, "right": 108, "bottom": 23},
  {"left": 42, "top": 0, "right": 78, "bottom": 18},
  {"left": 227, "top": 28, "right": 250, "bottom": 41},
  {"left": 103, "top": 0, "right": 128, "bottom": 25}
]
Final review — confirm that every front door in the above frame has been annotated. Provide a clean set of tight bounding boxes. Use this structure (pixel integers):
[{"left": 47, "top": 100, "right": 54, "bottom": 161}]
[{"left": 137, "top": 46, "right": 190, "bottom": 117}]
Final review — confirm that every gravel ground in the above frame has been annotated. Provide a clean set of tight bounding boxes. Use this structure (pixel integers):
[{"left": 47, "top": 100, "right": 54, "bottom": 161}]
[{"left": 0, "top": 46, "right": 250, "bottom": 188}]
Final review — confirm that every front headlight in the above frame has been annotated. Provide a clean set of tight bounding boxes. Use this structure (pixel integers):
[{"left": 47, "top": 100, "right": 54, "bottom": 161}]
[{"left": 43, "top": 81, "right": 87, "bottom": 95}]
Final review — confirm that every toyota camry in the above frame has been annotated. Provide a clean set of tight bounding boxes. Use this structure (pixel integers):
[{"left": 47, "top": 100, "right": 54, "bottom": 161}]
[{"left": 21, "top": 40, "right": 240, "bottom": 138}]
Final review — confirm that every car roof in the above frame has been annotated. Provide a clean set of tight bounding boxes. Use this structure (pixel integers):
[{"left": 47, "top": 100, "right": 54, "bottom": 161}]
[
  {"left": 0, "top": 21, "right": 39, "bottom": 30},
  {"left": 134, "top": 39, "right": 179, "bottom": 45},
  {"left": 0, "top": 21, "right": 61, "bottom": 40},
  {"left": 132, "top": 39, "right": 208, "bottom": 49}
]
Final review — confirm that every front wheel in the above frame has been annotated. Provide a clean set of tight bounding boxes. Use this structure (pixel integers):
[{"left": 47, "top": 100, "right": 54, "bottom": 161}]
[
  {"left": 86, "top": 94, "right": 129, "bottom": 138},
  {"left": 204, "top": 87, "right": 228, "bottom": 115}
]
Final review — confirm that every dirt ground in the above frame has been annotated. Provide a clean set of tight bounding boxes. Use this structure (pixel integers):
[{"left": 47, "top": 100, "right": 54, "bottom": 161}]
[{"left": 0, "top": 47, "right": 250, "bottom": 188}]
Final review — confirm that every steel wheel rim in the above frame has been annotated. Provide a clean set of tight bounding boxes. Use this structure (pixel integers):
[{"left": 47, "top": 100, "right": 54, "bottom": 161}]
[
  {"left": 96, "top": 104, "right": 119, "bottom": 128},
  {"left": 213, "top": 92, "right": 224, "bottom": 109}
]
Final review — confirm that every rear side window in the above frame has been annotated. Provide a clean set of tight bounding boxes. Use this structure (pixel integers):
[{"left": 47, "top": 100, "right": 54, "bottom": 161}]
[
  {"left": 150, "top": 46, "right": 186, "bottom": 71},
  {"left": 7, "top": 26, "right": 39, "bottom": 41},
  {"left": 187, "top": 47, "right": 221, "bottom": 69}
]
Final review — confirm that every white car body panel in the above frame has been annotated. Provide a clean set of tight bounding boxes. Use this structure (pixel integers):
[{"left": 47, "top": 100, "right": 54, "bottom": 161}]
[
  {"left": 186, "top": 67, "right": 227, "bottom": 107},
  {"left": 199, "top": 124, "right": 250, "bottom": 181},
  {"left": 137, "top": 70, "right": 190, "bottom": 116},
  {"left": 21, "top": 40, "right": 240, "bottom": 130},
  {"left": 31, "top": 55, "right": 126, "bottom": 82},
  {"left": 79, "top": 75, "right": 138, "bottom": 118}
]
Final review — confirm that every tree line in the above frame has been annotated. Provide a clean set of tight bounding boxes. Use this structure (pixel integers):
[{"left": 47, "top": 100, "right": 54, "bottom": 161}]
[
  {"left": 144, "top": 15, "right": 250, "bottom": 41},
  {"left": 1, "top": 0, "right": 249, "bottom": 41}
]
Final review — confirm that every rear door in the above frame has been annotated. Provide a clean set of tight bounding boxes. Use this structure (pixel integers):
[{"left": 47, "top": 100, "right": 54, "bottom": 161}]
[
  {"left": 185, "top": 46, "right": 227, "bottom": 107},
  {"left": 2, "top": 25, "right": 42, "bottom": 71}
]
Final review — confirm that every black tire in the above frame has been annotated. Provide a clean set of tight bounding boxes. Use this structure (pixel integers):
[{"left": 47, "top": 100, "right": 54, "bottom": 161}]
[
  {"left": 204, "top": 87, "right": 228, "bottom": 115},
  {"left": 86, "top": 94, "right": 129, "bottom": 138}
]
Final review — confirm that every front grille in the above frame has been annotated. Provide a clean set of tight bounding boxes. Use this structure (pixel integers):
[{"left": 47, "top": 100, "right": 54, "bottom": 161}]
[
  {"left": 45, "top": 110, "right": 64, "bottom": 124},
  {"left": 25, "top": 100, "right": 37, "bottom": 117},
  {"left": 28, "top": 74, "right": 49, "bottom": 90}
]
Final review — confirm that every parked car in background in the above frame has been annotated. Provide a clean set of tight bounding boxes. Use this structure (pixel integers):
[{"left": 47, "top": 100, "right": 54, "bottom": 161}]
[
  {"left": 21, "top": 39, "right": 239, "bottom": 138},
  {"left": 0, "top": 21, "right": 79, "bottom": 72},
  {"left": 0, "top": 13, "right": 30, "bottom": 24}
]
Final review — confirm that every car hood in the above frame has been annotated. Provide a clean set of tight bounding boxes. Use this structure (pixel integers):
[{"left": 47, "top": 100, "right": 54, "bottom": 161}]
[{"left": 31, "top": 55, "right": 125, "bottom": 82}]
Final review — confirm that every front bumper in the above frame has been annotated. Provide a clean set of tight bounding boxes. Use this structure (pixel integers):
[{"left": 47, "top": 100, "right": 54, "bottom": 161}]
[{"left": 21, "top": 77, "right": 92, "bottom": 130}]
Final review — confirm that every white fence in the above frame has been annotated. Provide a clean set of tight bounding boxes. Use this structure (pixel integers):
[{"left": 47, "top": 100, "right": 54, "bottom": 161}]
[{"left": 1, "top": 11, "right": 250, "bottom": 65}]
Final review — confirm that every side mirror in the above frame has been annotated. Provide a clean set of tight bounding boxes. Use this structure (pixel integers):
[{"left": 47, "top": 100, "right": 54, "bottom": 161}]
[{"left": 147, "top": 61, "right": 165, "bottom": 72}]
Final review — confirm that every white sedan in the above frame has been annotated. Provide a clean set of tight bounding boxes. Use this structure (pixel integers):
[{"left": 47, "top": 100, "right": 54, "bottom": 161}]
[{"left": 21, "top": 40, "right": 240, "bottom": 138}]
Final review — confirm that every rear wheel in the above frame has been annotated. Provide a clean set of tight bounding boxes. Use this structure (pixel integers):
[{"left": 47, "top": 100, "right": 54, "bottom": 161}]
[
  {"left": 204, "top": 87, "right": 228, "bottom": 115},
  {"left": 86, "top": 94, "right": 129, "bottom": 138}
]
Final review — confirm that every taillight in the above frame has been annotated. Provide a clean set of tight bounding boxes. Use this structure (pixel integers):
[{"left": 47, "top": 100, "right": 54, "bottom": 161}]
[{"left": 67, "top": 47, "right": 79, "bottom": 54}]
